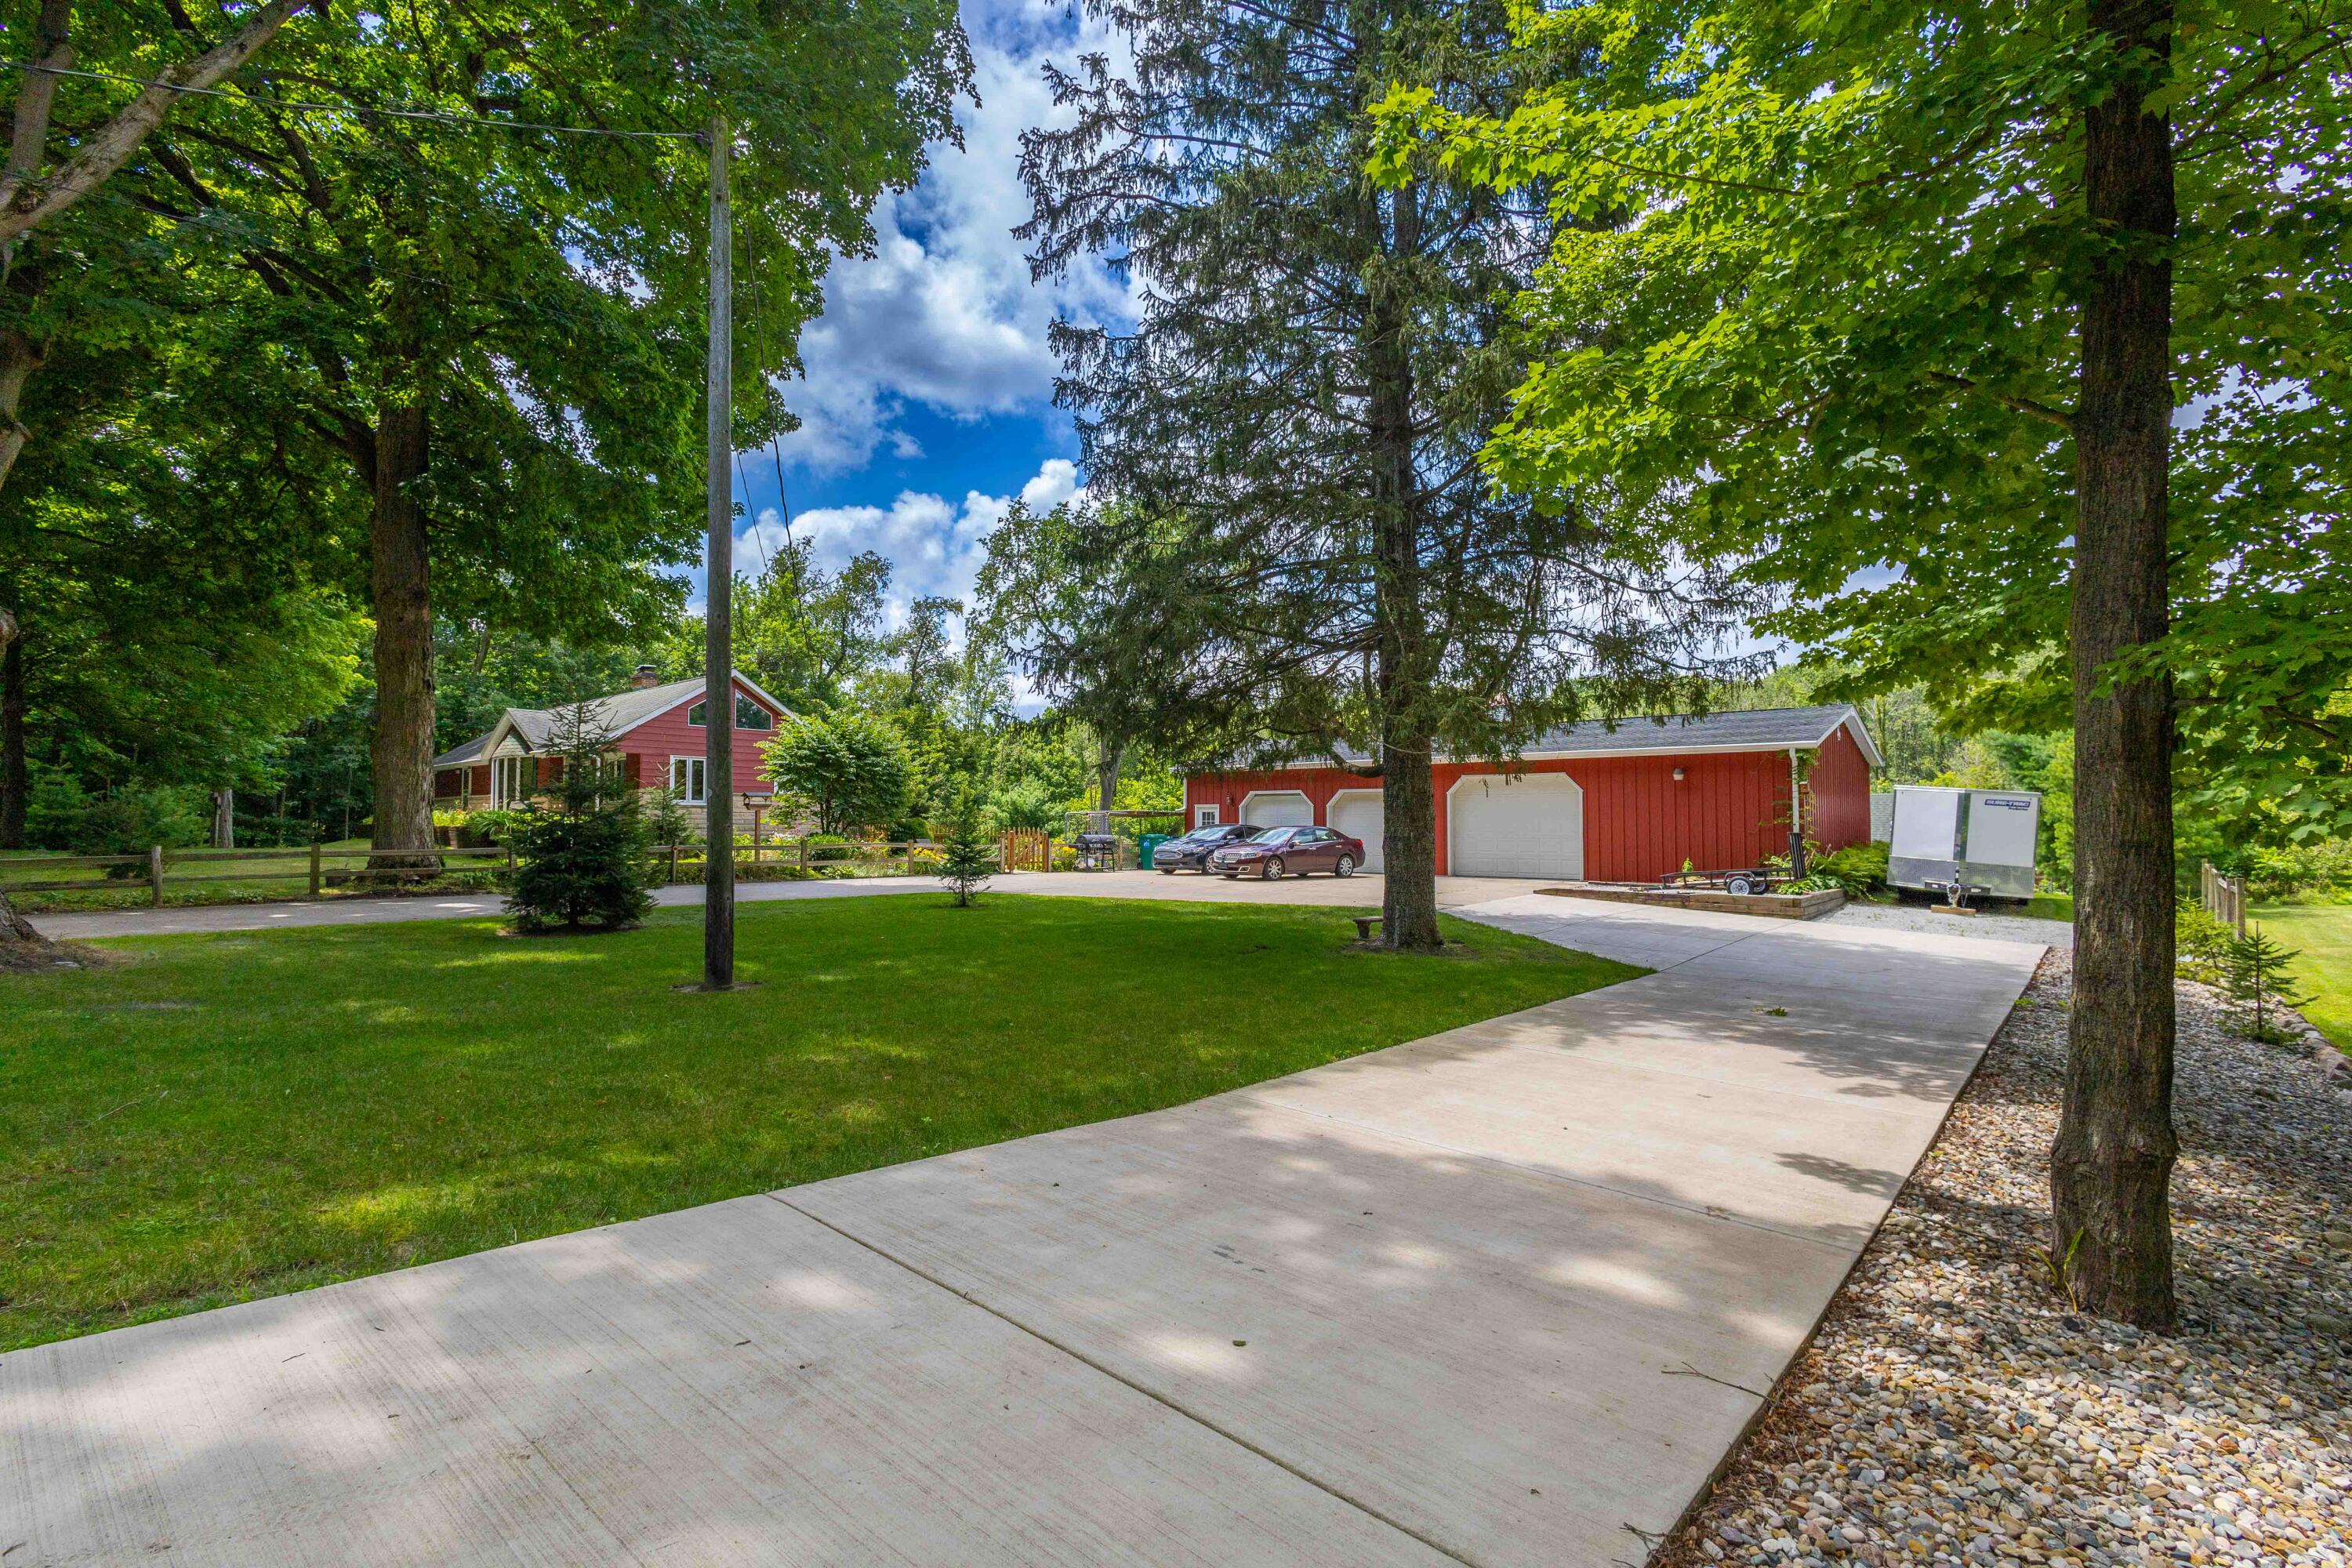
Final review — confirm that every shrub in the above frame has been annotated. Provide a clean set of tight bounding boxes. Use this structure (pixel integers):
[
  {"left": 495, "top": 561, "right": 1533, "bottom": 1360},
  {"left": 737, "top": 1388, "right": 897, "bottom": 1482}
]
[
  {"left": 1810, "top": 842, "right": 1889, "bottom": 898},
  {"left": 23, "top": 767, "right": 89, "bottom": 850},
  {"left": 758, "top": 710, "right": 911, "bottom": 835},
  {"left": 459, "top": 808, "right": 529, "bottom": 848},
  {"left": 2242, "top": 840, "right": 2352, "bottom": 904},
  {"left": 64, "top": 786, "right": 209, "bottom": 876},
  {"left": 804, "top": 833, "right": 855, "bottom": 864},
  {"left": 503, "top": 704, "right": 653, "bottom": 935},
  {"left": 2176, "top": 904, "right": 2237, "bottom": 987},
  {"left": 642, "top": 789, "right": 697, "bottom": 850}
]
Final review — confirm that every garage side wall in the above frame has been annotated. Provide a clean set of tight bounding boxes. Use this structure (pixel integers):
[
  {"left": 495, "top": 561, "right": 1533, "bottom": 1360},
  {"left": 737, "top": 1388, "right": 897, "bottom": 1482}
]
[
  {"left": 1804, "top": 727, "right": 1873, "bottom": 853},
  {"left": 1185, "top": 750, "right": 1798, "bottom": 880}
]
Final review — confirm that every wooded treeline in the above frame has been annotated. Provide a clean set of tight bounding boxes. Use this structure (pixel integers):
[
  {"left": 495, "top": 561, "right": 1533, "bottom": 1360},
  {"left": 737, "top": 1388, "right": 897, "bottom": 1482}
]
[{"left": 0, "top": 0, "right": 971, "bottom": 860}]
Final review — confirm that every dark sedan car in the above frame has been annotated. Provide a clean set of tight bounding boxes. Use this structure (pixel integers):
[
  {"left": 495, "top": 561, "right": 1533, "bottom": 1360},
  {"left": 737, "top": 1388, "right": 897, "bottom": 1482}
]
[
  {"left": 1207, "top": 824, "right": 1365, "bottom": 880},
  {"left": 1152, "top": 822, "right": 1265, "bottom": 873}
]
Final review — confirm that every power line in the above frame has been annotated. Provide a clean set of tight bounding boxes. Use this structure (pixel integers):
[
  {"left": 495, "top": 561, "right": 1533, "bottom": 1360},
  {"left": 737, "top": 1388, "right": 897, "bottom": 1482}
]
[
  {"left": 741, "top": 220, "right": 797, "bottom": 547},
  {"left": 732, "top": 448, "right": 769, "bottom": 577},
  {"left": 0, "top": 60, "right": 699, "bottom": 141}
]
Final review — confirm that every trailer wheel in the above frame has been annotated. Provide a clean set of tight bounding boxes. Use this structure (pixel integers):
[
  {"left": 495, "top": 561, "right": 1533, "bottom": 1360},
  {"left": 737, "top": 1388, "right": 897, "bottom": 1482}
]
[{"left": 1725, "top": 873, "right": 1758, "bottom": 896}]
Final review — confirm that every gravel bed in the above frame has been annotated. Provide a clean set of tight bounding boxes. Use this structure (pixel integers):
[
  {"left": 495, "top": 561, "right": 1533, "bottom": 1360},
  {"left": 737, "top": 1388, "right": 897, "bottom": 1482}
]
[
  {"left": 1657, "top": 951, "right": 2352, "bottom": 1568},
  {"left": 1826, "top": 902, "right": 2076, "bottom": 949}
]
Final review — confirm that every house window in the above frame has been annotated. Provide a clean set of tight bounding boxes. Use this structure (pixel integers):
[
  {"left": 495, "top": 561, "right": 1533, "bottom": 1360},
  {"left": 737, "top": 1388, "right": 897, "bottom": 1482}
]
[
  {"left": 670, "top": 756, "right": 707, "bottom": 805},
  {"left": 493, "top": 755, "right": 530, "bottom": 805},
  {"left": 687, "top": 694, "right": 773, "bottom": 730},
  {"left": 1194, "top": 804, "right": 1219, "bottom": 829}
]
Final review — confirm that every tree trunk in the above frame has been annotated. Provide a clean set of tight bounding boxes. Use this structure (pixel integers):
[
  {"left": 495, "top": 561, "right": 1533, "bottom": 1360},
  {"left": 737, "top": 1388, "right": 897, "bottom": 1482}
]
[
  {"left": 2050, "top": 0, "right": 2180, "bottom": 1332},
  {"left": 0, "top": 885, "right": 56, "bottom": 961},
  {"left": 0, "top": 327, "right": 44, "bottom": 498},
  {"left": 1, "top": 619, "right": 25, "bottom": 850},
  {"left": 366, "top": 398, "right": 440, "bottom": 873},
  {"left": 1095, "top": 736, "right": 1123, "bottom": 815},
  {"left": 211, "top": 786, "right": 234, "bottom": 849},
  {"left": 0, "top": 596, "right": 51, "bottom": 962},
  {"left": 1365, "top": 181, "right": 1442, "bottom": 952}
]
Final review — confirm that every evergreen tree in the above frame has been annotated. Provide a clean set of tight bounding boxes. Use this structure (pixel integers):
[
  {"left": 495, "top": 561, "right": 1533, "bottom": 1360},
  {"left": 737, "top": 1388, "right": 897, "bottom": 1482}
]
[
  {"left": 937, "top": 789, "right": 995, "bottom": 908},
  {"left": 503, "top": 703, "right": 652, "bottom": 934},
  {"left": 1020, "top": 0, "right": 1759, "bottom": 949},
  {"left": 2223, "top": 927, "right": 2314, "bottom": 1046}
]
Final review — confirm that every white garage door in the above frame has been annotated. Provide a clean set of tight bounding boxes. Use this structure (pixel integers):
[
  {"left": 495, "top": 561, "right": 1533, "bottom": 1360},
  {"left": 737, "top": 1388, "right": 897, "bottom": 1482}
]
[
  {"left": 1240, "top": 790, "right": 1314, "bottom": 828},
  {"left": 1327, "top": 790, "right": 1384, "bottom": 872},
  {"left": 1449, "top": 773, "right": 1584, "bottom": 879}
]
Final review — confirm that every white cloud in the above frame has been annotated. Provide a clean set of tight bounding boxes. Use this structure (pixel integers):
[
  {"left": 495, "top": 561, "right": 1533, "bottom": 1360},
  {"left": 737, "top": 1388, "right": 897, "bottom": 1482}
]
[
  {"left": 771, "top": 2, "right": 1134, "bottom": 472},
  {"left": 737, "top": 456, "right": 1085, "bottom": 632}
]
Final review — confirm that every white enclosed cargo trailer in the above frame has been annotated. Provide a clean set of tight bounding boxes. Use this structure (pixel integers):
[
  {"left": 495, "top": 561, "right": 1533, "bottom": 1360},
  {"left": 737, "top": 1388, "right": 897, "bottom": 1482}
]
[{"left": 1887, "top": 785, "right": 2042, "bottom": 902}]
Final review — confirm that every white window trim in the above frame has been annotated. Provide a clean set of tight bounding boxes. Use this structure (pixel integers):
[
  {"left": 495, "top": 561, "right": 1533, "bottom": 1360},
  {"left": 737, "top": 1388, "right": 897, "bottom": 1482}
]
[
  {"left": 687, "top": 691, "right": 776, "bottom": 731},
  {"left": 670, "top": 755, "right": 708, "bottom": 805},
  {"left": 492, "top": 754, "right": 531, "bottom": 807},
  {"left": 1194, "top": 804, "right": 1219, "bottom": 829}
]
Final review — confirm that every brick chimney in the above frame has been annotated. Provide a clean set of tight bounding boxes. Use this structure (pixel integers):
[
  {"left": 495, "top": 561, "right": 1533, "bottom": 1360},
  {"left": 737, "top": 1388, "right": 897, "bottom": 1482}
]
[{"left": 630, "top": 662, "right": 662, "bottom": 690}]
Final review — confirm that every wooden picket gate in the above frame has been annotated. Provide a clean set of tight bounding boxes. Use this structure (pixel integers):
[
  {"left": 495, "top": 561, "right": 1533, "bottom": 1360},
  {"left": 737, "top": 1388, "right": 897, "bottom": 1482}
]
[{"left": 999, "top": 828, "right": 1051, "bottom": 873}]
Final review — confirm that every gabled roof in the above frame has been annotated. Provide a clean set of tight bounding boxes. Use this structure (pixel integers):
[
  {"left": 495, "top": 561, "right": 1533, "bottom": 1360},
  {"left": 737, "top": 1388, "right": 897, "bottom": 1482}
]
[
  {"left": 431, "top": 671, "right": 790, "bottom": 770},
  {"left": 1226, "top": 703, "right": 1883, "bottom": 774},
  {"left": 1515, "top": 703, "right": 1883, "bottom": 766}
]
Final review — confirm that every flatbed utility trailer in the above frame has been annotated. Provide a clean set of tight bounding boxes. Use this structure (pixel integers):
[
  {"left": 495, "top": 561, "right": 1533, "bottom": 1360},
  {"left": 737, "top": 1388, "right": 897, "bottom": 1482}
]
[
  {"left": 1659, "top": 866, "right": 1782, "bottom": 897},
  {"left": 1887, "top": 785, "right": 2042, "bottom": 903}
]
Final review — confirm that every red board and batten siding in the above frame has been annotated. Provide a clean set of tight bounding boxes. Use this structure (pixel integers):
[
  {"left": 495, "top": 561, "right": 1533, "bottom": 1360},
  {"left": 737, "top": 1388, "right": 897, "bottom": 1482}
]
[
  {"left": 619, "top": 678, "right": 781, "bottom": 795},
  {"left": 1185, "top": 729, "right": 1872, "bottom": 881},
  {"left": 1804, "top": 725, "right": 1872, "bottom": 849},
  {"left": 430, "top": 678, "right": 783, "bottom": 797}
]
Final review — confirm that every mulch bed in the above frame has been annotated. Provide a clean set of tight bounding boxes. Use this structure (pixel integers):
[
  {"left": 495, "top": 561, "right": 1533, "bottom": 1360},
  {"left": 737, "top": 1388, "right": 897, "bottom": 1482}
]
[{"left": 1657, "top": 950, "right": 2351, "bottom": 1568}]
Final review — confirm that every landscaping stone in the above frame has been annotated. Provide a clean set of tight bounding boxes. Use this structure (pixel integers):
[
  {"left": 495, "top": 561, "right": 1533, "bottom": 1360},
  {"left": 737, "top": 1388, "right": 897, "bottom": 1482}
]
[{"left": 1656, "top": 950, "right": 2352, "bottom": 1568}]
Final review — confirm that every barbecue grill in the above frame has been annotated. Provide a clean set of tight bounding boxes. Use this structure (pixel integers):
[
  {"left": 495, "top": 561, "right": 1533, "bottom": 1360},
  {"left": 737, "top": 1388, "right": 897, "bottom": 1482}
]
[{"left": 1071, "top": 832, "right": 1123, "bottom": 871}]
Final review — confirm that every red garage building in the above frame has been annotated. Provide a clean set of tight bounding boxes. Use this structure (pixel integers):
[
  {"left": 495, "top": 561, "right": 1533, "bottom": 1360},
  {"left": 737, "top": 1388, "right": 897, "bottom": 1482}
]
[{"left": 1181, "top": 704, "right": 1881, "bottom": 881}]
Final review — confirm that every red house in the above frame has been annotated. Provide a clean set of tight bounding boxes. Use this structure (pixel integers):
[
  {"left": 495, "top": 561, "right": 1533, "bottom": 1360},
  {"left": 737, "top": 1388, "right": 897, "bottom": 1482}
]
[
  {"left": 432, "top": 665, "right": 792, "bottom": 829},
  {"left": 1181, "top": 704, "right": 1881, "bottom": 881}
]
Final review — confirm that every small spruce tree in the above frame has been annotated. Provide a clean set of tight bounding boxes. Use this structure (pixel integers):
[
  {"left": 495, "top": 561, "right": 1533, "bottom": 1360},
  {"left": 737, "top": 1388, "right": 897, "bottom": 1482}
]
[
  {"left": 2223, "top": 927, "right": 2314, "bottom": 1045},
  {"left": 504, "top": 703, "right": 654, "bottom": 934},
  {"left": 938, "top": 789, "right": 996, "bottom": 909}
]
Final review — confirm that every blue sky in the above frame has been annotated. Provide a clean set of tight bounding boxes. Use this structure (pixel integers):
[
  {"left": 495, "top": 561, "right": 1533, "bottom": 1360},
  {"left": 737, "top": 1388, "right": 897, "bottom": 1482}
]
[{"left": 711, "top": 0, "right": 1131, "bottom": 638}]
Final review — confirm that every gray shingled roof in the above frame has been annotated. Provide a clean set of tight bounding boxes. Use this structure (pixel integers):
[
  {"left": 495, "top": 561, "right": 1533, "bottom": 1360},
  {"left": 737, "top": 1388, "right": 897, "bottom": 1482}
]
[
  {"left": 1527, "top": 703, "right": 1873, "bottom": 757},
  {"left": 1296, "top": 704, "right": 1878, "bottom": 768},
  {"left": 432, "top": 675, "right": 779, "bottom": 770}
]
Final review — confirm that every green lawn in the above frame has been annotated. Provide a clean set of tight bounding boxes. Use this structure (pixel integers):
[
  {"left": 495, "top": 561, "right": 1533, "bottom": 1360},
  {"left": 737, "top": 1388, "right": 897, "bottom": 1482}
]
[
  {"left": 2250, "top": 902, "right": 2352, "bottom": 1052},
  {"left": 0, "top": 895, "right": 1636, "bottom": 1349}
]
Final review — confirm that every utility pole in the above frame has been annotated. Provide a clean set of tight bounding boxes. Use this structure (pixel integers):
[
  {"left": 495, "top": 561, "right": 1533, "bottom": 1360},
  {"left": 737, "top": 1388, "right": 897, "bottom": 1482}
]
[{"left": 702, "top": 111, "right": 735, "bottom": 989}]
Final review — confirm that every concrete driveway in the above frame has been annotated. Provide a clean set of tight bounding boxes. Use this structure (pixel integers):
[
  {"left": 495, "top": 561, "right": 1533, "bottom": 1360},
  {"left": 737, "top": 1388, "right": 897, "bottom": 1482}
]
[{"left": 3, "top": 892, "right": 2044, "bottom": 1566}]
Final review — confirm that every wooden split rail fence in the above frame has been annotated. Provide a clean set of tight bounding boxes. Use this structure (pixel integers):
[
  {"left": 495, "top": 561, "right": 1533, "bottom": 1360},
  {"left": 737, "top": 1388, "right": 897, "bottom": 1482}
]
[
  {"left": 4, "top": 840, "right": 965, "bottom": 909},
  {"left": 2200, "top": 860, "right": 2249, "bottom": 938},
  {"left": 4, "top": 845, "right": 515, "bottom": 906}
]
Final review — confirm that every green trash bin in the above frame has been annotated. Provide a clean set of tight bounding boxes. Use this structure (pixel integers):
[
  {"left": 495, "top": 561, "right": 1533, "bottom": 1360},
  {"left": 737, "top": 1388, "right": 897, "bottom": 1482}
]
[{"left": 1139, "top": 833, "right": 1169, "bottom": 869}]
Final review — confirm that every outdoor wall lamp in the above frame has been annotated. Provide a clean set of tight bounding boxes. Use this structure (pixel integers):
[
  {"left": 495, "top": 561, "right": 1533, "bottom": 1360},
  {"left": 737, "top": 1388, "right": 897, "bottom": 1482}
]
[{"left": 1672, "top": 767, "right": 1686, "bottom": 781}]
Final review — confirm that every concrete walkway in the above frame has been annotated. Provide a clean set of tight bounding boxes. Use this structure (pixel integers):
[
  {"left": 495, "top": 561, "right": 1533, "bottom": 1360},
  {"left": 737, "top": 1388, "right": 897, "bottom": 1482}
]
[
  {"left": 27, "top": 868, "right": 1563, "bottom": 942},
  {"left": 2, "top": 896, "right": 2044, "bottom": 1567}
]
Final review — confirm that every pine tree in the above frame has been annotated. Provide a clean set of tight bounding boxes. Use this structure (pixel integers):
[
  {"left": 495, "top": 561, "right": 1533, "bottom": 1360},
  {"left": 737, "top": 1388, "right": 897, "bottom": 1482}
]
[
  {"left": 503, "top": 703, "right": 653, "bottom": 935},
  {"left": 2224, "top": 928, "right": 2314, "bottom": 1046},
  {"left": 937, "top": 790, "right": 996, "bottom": 909},
  {"left": 1018, "top": 0, "right": 1760, "bottom": 952}
]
